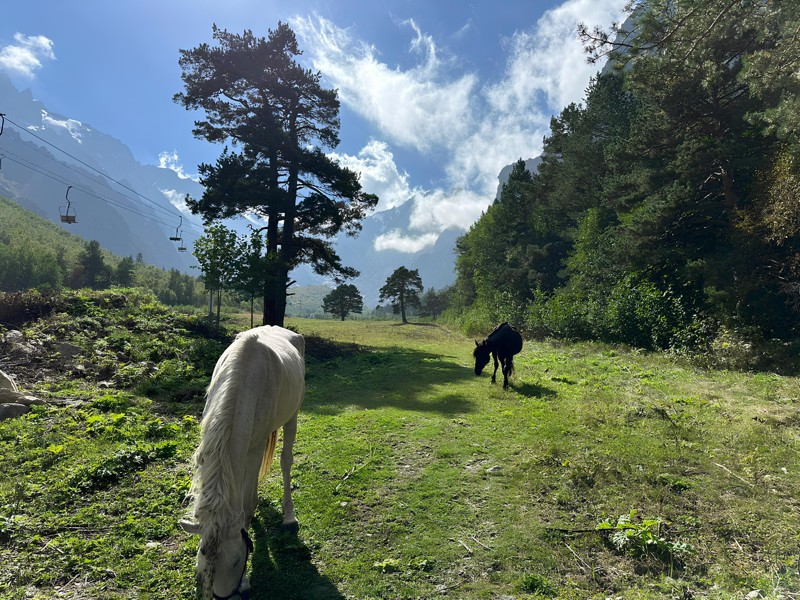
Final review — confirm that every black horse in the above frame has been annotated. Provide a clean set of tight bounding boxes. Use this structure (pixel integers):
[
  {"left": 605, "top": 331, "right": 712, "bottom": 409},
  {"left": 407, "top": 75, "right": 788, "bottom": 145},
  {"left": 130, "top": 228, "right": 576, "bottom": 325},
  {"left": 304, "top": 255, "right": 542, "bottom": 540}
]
[{"left": 473, "top": 322, "right": 523, "bottom": 390}]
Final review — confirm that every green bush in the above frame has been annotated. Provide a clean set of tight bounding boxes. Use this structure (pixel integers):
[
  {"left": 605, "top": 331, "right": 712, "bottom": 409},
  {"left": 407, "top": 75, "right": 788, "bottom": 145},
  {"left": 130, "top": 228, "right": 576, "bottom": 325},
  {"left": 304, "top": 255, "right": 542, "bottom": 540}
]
[{"left": 525, "top": 276, "right": 714, "bottom": 351}]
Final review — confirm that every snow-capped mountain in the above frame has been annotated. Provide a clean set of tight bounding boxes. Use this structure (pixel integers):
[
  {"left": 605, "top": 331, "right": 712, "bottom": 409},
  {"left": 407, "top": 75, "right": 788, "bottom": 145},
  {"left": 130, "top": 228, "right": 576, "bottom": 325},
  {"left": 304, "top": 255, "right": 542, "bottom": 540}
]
[
  {"left": 0, "top": 73, "right": 203, "bottom": 272},
  {"left": 0, "top": 73, "right": 532, "bottom": 303}
]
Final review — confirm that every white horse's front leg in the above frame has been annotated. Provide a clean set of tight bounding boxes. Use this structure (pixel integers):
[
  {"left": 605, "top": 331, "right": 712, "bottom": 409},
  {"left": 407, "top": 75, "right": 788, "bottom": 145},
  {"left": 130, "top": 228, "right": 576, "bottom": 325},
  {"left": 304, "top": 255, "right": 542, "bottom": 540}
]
[{"left": 280, "top": 415, "right": 299, "bottom": 532}]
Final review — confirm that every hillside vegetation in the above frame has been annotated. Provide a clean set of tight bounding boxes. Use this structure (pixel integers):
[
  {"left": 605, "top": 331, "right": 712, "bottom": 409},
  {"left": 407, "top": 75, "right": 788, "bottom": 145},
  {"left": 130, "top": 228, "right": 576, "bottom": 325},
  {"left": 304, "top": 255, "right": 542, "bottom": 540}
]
[
  {"left": 452, "top": 0, "right": 800, "bottom": 364},
  {"left": 0, "top": 195, "right": 338, "bottom": 320},
  {"left": 1, "top": 290, "right": 798, "bottom": 599},
  {"left": 0, "top": 195, "right": 204, "bottom": 305}
]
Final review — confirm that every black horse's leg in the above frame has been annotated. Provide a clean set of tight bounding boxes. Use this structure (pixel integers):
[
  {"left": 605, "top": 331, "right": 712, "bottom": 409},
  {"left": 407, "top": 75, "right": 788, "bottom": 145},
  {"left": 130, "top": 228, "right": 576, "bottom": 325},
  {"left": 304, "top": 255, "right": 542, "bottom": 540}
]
[
  {"left": 502, "top": 355, "right": 515, "bottom": 390},
  {"left": 491, "top": 352, "right": 499, "bottom": 383}
]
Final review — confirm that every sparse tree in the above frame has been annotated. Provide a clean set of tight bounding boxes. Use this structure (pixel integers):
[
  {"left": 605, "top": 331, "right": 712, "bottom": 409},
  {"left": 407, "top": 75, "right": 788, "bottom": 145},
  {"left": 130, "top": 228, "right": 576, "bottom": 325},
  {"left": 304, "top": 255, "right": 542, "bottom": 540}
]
[
  {"left": 175, "top": 23, "right": 378, "bottom": 326},
  {"left": 379, "top": 267, "right": 423, "bottom": 325},
  {"left": 79, "top": 240, "right": 111, "bottom": 290},
  {"left": 193, "top": 223, "right": 240, "bottom": 324},
  {"left": 232, "top": 230, "right": 268, "bottom": 327},
  {"left": 419, "top": 287, "right": 450, "bottom": 321},
  {"left": 322, "top": 284, "right": 364, "bottom": 321},
  {"left": 115, "top": 256, "right": 136, "bottom": 287}
]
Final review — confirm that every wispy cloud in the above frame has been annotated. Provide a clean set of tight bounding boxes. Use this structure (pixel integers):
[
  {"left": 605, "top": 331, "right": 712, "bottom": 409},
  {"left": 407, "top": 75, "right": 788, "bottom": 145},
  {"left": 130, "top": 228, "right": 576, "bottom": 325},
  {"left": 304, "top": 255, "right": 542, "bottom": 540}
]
[
  {"left": 295, "top": 0, "right": 626, "bottom": 252},
  {"left": 329, "top": 140, "right": 416, "bottom": 211},
  {"left": 0, "top": 33, "right": 55, "bottom": 78},
  {"left": 158, "top": 150, "right": 198, "bottom": 181},
  {"left": 292, "top": 16, "right": 477, "bottom": 153},
  {"left": 36, "top": 110, "right": 84, "bottom": 144},
  {"left": 160, "top": 188, "right": 190, "bottom": 213}
]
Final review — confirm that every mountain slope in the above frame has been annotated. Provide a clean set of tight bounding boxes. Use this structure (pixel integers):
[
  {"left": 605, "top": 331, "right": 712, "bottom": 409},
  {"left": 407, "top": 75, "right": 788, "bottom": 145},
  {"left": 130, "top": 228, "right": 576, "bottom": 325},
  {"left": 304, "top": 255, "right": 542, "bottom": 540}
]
[
  {"left": 0, "top": 73, "right": 202, "bottom": 272},
  {"left": 0, "top": 74, "right": 524, "bottom": 302}
]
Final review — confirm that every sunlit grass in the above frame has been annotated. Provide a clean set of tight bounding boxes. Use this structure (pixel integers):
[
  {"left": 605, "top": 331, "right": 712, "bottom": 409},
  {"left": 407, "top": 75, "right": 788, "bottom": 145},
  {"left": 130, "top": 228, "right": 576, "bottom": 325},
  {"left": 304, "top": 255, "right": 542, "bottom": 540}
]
[{"left": 1, "top": 313, "right": 798, "bottom": 598}]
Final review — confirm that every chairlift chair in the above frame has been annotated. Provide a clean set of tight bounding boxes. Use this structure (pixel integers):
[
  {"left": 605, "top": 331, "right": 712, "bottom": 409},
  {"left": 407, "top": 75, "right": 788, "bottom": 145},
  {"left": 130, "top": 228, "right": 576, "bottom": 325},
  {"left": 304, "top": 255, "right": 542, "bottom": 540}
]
[
  {"left": 177, "top": 230, "right": 187, "bottom": 252},
  {"left": 169, "top": 215, "right": 183, "bottom": 241},
  {"left": 60, "top": 185, "right": 77, "bottom": 224}
]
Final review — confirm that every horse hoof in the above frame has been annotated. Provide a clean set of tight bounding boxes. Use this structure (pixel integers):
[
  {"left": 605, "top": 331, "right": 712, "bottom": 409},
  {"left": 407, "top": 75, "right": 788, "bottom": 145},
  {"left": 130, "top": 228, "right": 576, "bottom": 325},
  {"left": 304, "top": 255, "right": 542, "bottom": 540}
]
[{"left": 282, "top": 521, "right": 299, "bottom": 534}]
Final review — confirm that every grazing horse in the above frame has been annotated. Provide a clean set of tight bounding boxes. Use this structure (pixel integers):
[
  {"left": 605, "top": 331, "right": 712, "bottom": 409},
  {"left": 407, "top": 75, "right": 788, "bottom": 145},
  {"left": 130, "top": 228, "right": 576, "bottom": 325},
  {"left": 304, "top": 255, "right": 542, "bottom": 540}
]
[
  {"left": 180, "top": 326, "right": 305, "bottom": 600},
  {"left": 473, "top": 322, "right": 523, "bottom": 390}
]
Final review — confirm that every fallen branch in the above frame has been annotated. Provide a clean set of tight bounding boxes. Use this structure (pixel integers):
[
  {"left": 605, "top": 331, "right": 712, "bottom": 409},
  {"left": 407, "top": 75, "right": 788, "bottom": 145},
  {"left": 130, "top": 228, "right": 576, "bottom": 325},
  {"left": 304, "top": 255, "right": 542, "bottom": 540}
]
[
  {"left": 713, "top": 462, "right": 755, "bottom": 487},
  {"left": 564, "top": 542, "right": 590, "bottom": 573},
  {"left": 470, "top": 535, "right": 492, "bottom": 551}
]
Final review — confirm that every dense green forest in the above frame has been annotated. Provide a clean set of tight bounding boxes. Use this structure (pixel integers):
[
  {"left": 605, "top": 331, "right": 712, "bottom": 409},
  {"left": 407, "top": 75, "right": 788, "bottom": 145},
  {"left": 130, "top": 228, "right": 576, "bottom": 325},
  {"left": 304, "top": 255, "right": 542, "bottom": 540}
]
[
  {"left": 0, "top": 196, "right": 203, "bottom": 305},
  {"left": 0, "top": 196, "right": 339, "bottom": 318},
  {"left": 453, "top": 0, "right": 800, "bottom": 365}
]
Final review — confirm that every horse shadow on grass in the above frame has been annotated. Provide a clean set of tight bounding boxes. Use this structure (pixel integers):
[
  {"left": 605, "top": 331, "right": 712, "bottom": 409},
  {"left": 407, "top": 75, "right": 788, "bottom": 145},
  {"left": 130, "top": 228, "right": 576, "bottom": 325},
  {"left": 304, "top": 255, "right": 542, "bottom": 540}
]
[
  {"left": 248, "top": 503, "right": 344, "bottom": 600},
  {"left": 512, "top": 380, "right": 557, "bottom": 399}
]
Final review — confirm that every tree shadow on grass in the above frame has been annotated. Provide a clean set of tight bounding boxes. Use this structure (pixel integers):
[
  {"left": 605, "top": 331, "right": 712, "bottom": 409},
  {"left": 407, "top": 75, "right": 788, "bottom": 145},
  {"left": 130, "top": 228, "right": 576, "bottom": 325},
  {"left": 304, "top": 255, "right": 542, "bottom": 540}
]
[
  {"left": 249, "top": 503, "right": 344, "bottom": 600},
  {"left": 304, "top": 337, "right": 476, "bottom": 417}
]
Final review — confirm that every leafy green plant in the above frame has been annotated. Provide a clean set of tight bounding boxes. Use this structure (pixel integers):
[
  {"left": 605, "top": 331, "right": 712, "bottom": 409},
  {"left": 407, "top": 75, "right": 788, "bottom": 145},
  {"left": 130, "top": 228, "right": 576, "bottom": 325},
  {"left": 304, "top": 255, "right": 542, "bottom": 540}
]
[
  {"left": 516, "top": 572, "right": 556, "bottom": 596},
  {"left": 596, "top": 510, "right": 692, "bottom": 562},
  {"left": 66, "top": 441, "right": 177, "bottom": 494}
]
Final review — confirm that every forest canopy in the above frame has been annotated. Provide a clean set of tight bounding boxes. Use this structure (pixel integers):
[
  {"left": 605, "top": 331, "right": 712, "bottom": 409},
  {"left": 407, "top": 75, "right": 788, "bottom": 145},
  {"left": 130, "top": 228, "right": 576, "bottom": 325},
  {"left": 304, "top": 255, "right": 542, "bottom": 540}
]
[{"left": 453, "top": 0, "right": 800, "bottom": 356}]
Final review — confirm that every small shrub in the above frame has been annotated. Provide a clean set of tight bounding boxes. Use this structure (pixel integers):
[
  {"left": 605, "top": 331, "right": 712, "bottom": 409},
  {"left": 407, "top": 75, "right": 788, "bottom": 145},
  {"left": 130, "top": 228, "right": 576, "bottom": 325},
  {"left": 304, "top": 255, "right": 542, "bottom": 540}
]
[
  {"left": 67, "top": 441, "right": 178, "bottom": 494},
  {"left": 596, "top": 509, "right": 692, "bottom": 563},
  {"left": 0, "top": 289, "right": 61, "bottom": 326},
  {"left": 516, "top": 572, "right": 556, "bottom": 596},
  {"left": 373, "top": 557, "right": 401, "bottom": 573}
]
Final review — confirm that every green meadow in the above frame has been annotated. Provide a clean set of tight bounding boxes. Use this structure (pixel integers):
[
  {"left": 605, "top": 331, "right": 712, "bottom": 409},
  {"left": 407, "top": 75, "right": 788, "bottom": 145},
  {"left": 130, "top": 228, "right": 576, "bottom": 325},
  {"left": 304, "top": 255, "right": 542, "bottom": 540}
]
[{"left": 1, "top": 302, "right": 799, "bottom": 599}]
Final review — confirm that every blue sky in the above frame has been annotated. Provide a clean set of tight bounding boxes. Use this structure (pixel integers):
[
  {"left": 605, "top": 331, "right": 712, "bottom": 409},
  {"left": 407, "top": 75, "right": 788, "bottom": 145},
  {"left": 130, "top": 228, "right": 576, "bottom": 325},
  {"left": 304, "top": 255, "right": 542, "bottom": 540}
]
[{"left": 1, "top": 0, "right": 627, "bottom": 252}]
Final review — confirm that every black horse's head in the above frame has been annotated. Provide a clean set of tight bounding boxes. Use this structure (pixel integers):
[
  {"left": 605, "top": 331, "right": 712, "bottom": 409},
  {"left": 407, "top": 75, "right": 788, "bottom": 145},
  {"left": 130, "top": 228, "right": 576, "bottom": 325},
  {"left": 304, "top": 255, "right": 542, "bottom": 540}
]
[{"left": 473, "top": 340, "right": 491, "bottom": 375}]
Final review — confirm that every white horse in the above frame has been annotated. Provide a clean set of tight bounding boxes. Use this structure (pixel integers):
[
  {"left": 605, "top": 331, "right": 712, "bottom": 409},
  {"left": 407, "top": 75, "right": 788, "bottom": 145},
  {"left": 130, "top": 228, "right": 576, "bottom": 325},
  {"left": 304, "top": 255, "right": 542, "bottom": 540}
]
[{"left": 180, "top": 326, "right": 305, "bottom": 600}]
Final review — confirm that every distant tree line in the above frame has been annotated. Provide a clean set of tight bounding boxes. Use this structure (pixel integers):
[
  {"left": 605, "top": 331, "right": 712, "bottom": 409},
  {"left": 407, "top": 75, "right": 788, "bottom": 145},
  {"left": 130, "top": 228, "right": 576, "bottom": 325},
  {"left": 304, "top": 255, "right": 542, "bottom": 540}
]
[
  {"left": 0, "top": 234, "right": 204, "bottom": 306},
  {"left": 452, "top": 0, "right": 800, "bottom": 355}
]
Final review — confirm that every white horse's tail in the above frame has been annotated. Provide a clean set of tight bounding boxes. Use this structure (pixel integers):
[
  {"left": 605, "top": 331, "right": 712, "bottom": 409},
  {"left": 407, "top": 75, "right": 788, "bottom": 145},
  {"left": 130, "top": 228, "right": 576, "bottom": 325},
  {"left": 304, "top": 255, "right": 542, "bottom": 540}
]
[{"left": 259, "top": 430, "right": 278, "bottom": 479}]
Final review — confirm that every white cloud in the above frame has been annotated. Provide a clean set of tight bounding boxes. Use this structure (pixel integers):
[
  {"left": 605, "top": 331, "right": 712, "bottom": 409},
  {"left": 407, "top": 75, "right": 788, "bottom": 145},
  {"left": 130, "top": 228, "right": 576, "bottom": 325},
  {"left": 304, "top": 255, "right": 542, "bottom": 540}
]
[
  {"left": 296, "top": 0, "right": 626, "bottom": 253},
  {"left": 160, "top": 188, "right": 190, "bottom": 213},
  {"left": 39, "top": 110, "right": 84, "bottom": 143},
  {"left": 329, "top": 140, "right": 416, "bottom": 211},
  {"left": 492, "top": 0, "right": 627, "bottom": 113},
  {"left": 0, "top": 33, "right": 55, "bottom": 78},
  {"left": 292, "top": 15, "right": 477, "bottom": 153},
  {"left": 158, "top": 150, "right": 198, "bottom": 181},
  {"left": 374, "top": 230, "right": 439, "bottom": 253}
]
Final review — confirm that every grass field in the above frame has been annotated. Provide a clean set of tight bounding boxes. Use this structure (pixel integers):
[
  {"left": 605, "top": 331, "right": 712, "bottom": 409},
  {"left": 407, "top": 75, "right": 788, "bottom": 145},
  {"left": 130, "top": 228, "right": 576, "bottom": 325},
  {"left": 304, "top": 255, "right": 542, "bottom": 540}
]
[{"left": 2, "top": 311, "right": 799, "bottom": 599}]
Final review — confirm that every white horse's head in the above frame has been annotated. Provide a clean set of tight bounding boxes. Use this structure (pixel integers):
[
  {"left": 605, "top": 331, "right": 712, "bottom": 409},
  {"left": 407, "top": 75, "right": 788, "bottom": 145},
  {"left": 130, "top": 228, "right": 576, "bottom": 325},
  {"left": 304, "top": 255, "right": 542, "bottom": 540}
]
[{"left": 180, "top": 519, "right": 253, "bottom": 600}]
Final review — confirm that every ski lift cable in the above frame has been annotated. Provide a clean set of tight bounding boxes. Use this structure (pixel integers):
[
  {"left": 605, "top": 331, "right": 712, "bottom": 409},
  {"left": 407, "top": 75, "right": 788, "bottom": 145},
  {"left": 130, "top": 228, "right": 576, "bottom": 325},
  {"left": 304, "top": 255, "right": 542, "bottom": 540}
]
[
  {"left": 0, "top": 141, "right": 184, "bottom": 224},
  {"left": 0, "top": 152, "right": 189, "bottom": 230},
  {"left": 0, "top": 145, "right": 199, "bottom": 232},
  {"left": 1, "top": 113, "right": 203, "bottom": 228},
  {"left": 0, "top": 151, "right": 173, "bottom": 225},
  {"left": 0, "top": 123, "right": 199, "bottom": 227}
]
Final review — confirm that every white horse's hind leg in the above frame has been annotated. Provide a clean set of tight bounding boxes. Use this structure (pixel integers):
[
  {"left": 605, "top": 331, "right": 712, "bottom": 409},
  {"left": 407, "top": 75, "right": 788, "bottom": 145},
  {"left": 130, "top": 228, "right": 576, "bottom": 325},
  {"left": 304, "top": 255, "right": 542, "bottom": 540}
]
[{"left": 280, "top": 414, "right": 299, "bottom": 531}]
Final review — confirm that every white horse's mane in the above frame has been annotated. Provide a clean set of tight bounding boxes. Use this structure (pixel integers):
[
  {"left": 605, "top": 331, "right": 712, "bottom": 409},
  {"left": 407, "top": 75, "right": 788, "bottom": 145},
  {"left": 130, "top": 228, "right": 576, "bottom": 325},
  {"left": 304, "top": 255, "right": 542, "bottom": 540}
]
[{"left": 187, "top": 337, "right": 252, "bottom": 564}]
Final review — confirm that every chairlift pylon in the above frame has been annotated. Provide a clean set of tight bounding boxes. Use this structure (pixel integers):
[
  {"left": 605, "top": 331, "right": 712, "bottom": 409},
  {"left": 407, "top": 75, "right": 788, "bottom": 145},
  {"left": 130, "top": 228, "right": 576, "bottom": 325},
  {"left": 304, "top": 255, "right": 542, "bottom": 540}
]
[
  {"left": 59, "top": 185, "right": 77, "bottom": 224},
  {"left": 169, "top": 215, "right": 183, "bottom": 241}
]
